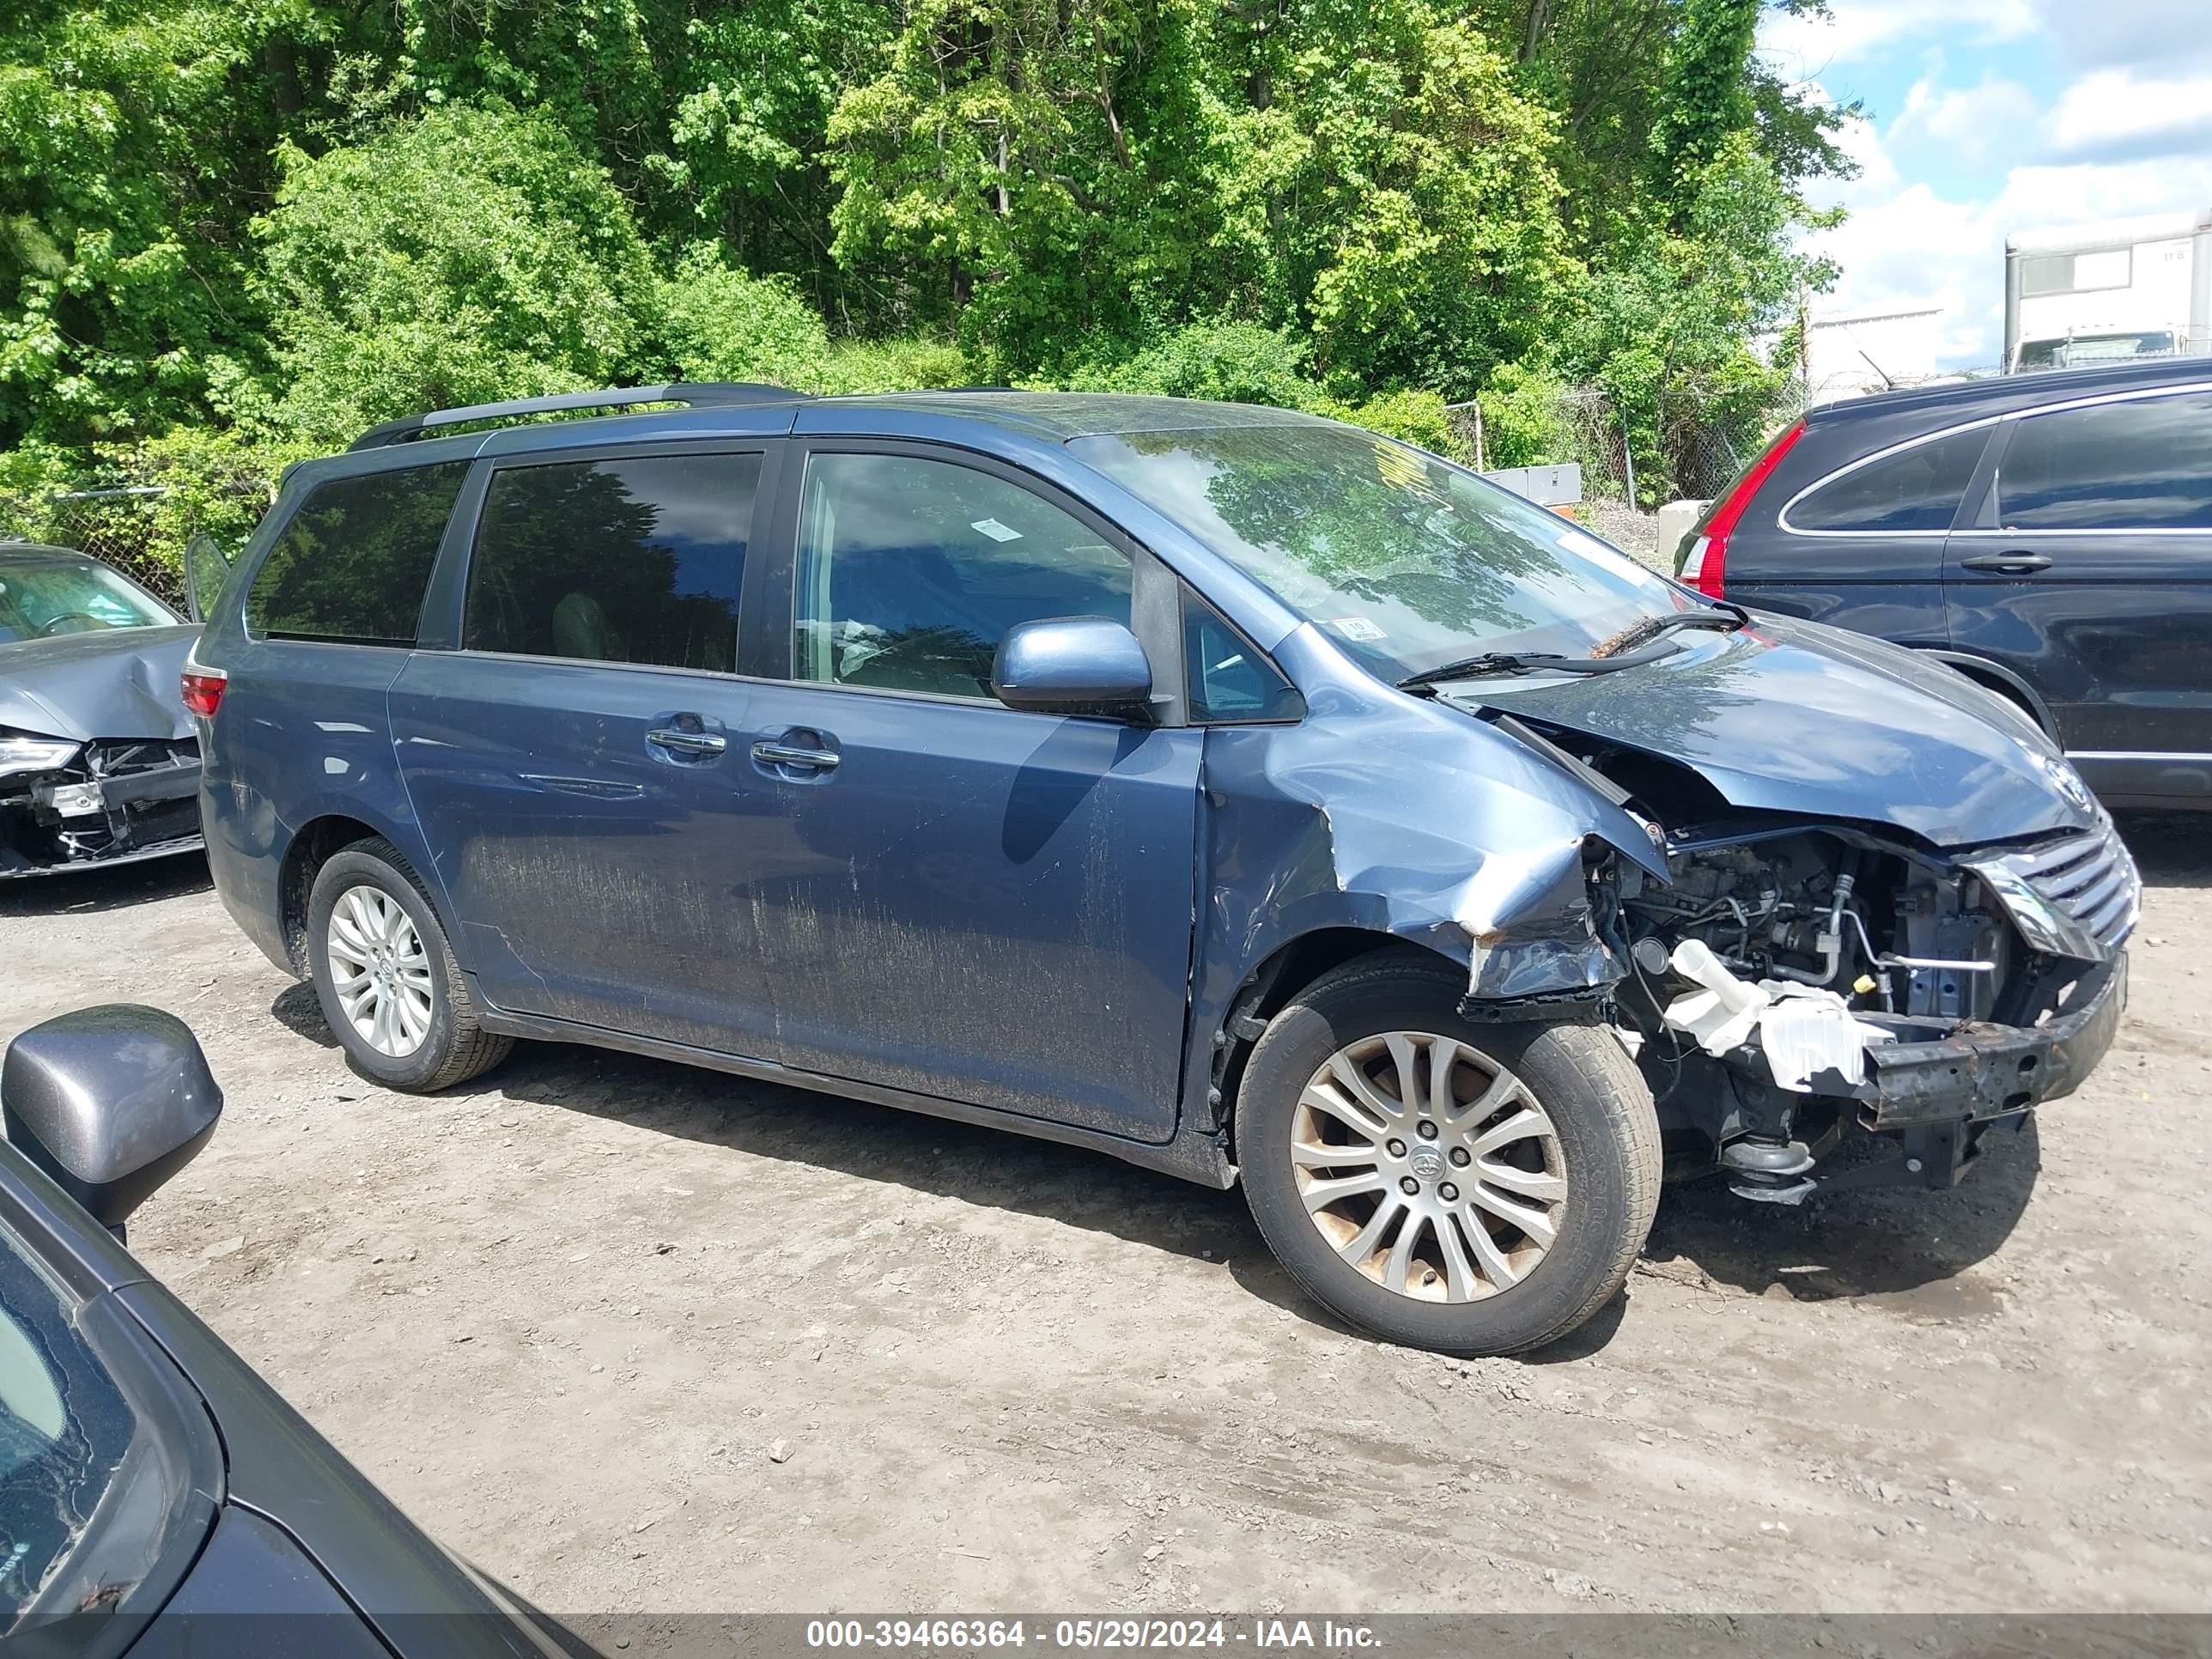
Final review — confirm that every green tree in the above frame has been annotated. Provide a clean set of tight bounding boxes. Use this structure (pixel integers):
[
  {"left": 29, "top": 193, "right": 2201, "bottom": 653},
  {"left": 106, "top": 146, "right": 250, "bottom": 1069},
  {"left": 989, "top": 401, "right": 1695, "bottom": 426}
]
[{"left": 252, "top": 104, "right": 656, "bottom": 447}]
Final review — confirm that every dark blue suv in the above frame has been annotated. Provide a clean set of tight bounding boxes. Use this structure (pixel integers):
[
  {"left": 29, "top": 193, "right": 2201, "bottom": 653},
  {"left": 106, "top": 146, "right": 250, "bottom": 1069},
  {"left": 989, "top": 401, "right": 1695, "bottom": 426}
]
[{"left": 189, "top": 386, "right": 2133, "bottom": 1355}]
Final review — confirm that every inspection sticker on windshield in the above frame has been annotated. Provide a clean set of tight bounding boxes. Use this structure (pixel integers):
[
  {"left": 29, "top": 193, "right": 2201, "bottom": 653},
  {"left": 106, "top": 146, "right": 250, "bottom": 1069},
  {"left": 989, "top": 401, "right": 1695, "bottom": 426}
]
[
  {"left": 970, "top": 518, "right": 1023, "bottom": 542},
  {"left": 1328, "top": 616, "right": 1387, "bottom": 642}
]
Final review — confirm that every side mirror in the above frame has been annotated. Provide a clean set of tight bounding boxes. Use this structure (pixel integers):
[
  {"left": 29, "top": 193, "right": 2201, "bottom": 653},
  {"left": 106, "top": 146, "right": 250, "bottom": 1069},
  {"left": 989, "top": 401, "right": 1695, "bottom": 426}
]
[
  {"left": 991, "top": 617, "right": 1155, "bottom": 717},
  {"left": 182, "top": 532, "right": 233, "bottom": 625},
  {"left": 3, "top": 1006, "right": 222, "bottom": 1231}
]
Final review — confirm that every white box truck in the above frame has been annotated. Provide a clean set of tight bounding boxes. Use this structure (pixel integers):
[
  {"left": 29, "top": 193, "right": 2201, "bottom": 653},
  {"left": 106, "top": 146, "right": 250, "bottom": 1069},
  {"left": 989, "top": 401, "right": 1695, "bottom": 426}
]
[{"left": 2003, "top": 207, "right": 2212, "bottom": 373}]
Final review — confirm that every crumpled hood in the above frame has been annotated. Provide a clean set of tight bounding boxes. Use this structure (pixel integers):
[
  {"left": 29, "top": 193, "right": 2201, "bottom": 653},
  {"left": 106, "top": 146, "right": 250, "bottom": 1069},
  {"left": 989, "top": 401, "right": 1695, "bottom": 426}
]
[
  {"left": 0, "top": 623, "right": 200, "bottom": 743},
  {"left": 1461, "top": 614, "right": 2092, "bottom": 849}
]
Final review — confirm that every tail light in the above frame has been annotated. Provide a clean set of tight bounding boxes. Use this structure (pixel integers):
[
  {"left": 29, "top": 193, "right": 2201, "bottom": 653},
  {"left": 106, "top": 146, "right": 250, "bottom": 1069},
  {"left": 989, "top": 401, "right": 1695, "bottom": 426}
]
[
  {"left": 1679, "top": 418, "right": 1805, "bottom": 599},
  {"left": 180, "top": 665, "right": 228, "bottom": 719}
]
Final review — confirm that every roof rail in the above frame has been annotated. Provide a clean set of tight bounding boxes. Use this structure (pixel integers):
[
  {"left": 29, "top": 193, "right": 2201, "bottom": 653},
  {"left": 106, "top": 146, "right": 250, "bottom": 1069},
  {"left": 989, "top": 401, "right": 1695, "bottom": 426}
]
[{"left": 347, "top": 383, "right": 804, "bottom": 452}]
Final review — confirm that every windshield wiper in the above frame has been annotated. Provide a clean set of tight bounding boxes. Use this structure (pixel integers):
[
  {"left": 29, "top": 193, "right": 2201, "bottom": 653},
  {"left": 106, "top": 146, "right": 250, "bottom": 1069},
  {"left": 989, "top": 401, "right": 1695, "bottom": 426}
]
[
  {"left": 1396, "top": 635, "right": 1686, "bottom": 691},
  {"left": 1590, "top": 603, "right": 1747, "bottom": 659}
]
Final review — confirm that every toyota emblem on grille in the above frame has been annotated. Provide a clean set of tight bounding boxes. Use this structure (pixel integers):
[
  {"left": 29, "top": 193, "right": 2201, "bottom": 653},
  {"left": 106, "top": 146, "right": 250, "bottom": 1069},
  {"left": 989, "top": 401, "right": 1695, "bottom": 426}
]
[{"left": 2036, "top": 752, "right": 2094, "bottom": 812}]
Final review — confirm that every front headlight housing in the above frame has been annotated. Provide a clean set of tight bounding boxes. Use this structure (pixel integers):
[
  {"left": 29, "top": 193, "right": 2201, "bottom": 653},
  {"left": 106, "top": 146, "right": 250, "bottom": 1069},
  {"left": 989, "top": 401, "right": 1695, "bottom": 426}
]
[{"left": 0, "top": 730, "right": 82, "bottom": 780}]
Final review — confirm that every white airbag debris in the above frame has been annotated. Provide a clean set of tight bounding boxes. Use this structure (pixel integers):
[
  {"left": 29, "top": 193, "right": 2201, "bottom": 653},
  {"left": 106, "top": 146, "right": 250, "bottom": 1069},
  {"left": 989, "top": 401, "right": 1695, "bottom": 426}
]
[{"left": 1662, "top": 939, "right": 1893, "bottom": 1092}]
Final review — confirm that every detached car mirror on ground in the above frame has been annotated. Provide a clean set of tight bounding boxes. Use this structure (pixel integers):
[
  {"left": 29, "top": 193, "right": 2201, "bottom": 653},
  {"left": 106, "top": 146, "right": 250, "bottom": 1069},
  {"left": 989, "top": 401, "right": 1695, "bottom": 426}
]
[
  {"left": 0, "top": 1006, "right": 600, "bottom": 1656},
  {"left": 184, "top": 385, "right": 2135, "bottom": 1358}
]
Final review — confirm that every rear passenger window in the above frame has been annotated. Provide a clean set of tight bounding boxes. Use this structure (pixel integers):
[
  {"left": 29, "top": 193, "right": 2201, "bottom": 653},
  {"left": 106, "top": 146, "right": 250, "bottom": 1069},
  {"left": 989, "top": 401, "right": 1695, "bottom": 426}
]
[
  {"left": 793, "top": 453, "right": 1132, "bottom": 701},
  {"left": 464, "top": 452, "right": 759, "bottom": 673},
  {"left": 247, "top": 461, "right": 468, "bottom": 645},
  {"left": 1996, "top": 392, "right": 2212, "bottom": 531},
  {"left": 1183, "top": 592, "right": 1301, "bottom": 722},
  {"left": 1790, "top": 428, "right": 1986, "bottom": 533}
]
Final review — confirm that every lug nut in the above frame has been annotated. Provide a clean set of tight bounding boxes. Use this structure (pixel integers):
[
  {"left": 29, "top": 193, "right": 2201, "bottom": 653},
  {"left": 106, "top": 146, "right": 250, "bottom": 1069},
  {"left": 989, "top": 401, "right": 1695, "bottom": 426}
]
[
  {"left": 1439, "top": 1182, "right": 1461, "bottom": 1202},
  {"left": 1416, "top": 1120, "right": 1439, "bottom": 1140},
  {"left": 1400, "top": 1176, "right": 1420, "bottom": 1195},
  {"left": 1449, "top": 1146, "right": 1471, "bottom": 1167},
  {"left": 1386, "top": 1139, "right": 1407, "bottom": 1158}
]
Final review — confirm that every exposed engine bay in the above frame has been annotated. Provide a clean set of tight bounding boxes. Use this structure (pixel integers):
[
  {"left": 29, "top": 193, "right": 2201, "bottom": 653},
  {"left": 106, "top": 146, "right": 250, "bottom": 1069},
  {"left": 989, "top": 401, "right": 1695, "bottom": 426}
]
[
  {"left": 1491, "top": 721, "right": 2137, "bottom": 1206},
  {"left": 0, "top": 736, "right": 203, "bottom": 877}
]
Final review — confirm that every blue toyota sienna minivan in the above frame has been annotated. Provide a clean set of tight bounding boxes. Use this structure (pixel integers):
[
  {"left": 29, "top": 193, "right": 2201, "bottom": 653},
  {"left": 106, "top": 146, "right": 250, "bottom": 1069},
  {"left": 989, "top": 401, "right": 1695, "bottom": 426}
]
[{"left": 187, "top": 385, "right": 2134, "bottom": 1355}]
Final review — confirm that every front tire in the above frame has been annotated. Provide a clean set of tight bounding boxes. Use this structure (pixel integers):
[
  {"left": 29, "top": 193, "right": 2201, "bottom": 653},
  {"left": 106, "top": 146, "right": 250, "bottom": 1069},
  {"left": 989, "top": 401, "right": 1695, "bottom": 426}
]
[
  {"left": 307, "top": 837, "right": 512, "bottom": 1091},
  {"left": 1237, "top": 955, "right": 1660, "bottom": 1357}
]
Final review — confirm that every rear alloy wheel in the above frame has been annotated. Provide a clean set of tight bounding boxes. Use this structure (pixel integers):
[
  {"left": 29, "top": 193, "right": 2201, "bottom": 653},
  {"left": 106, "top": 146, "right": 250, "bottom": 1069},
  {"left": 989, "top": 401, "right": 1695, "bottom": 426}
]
[
  {"left": 1238, "top": 955, "right": 1660, "bottom": 1357},
  {"left": 307, "top": 837, "right": 512, "bottom": 1092},
  {"left": 325, "top": 884, "right": 434, "bottom": 1058}
]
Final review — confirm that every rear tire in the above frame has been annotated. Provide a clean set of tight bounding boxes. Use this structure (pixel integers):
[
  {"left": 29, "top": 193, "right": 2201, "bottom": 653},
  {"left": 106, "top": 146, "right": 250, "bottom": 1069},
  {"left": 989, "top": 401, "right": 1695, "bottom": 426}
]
[
  {"left": 1237, "top": 955, "right": 1660, "bottom": 1357},
  {"left": 307, "top": 837, "right": 511, "bottom": 1092}
]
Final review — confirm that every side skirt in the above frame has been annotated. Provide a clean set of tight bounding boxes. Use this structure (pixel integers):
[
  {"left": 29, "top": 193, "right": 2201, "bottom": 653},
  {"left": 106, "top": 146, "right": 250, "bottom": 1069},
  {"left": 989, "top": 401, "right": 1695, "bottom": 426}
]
[{"left": 472, "top": 1004, "right": 1238, "bottom": 1191}]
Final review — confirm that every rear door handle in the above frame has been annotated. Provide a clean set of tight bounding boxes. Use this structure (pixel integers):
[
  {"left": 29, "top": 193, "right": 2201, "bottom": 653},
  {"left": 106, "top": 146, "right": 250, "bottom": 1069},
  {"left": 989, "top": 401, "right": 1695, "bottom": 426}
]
[
  {"left": 751, "top": 741, "right": 841, "bottom": 771},
  {"left": 1960, "top": 552, "right": 2053, "bottom": 575},
  {"left": 647, "top": 726, "right": 728, "bottom": 756}
]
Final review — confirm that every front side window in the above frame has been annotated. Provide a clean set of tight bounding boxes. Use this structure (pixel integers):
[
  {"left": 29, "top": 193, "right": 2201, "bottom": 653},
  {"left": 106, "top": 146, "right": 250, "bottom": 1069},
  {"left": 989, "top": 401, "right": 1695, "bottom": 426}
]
[
  {"left": 1996, "top": 392, "right": 2212, "bottom": 532},
  {"left": 0, "top": 558, "right": 174, "bottom": 645},
  {"left": 1790, "top": 428, "right": 1989, "bottom": 534},
  {"left": 1071, "top": 422, "right": 1690, "bottom": 684},
  {"left": 464, "top": 452, "right": 758, "bottom": 672},
  {"left": 247, "top": 461, "right": 468, "bottom": 646},
  {"left": 793, "top": 453, "right": 1133, "bottom": 701}
]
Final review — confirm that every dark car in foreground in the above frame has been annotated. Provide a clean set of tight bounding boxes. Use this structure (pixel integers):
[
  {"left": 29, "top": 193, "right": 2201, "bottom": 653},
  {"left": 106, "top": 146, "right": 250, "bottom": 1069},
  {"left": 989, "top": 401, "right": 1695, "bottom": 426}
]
[
  {"left": 0, "top": 544, "right": 203, "bottom": 877},
  {"left": 189, "top": 385, "right": 2132, "bottom": 1356},
  {"left": 0, "top": 1005, "right": 594, "bottom": 1656},
  {"left": 1676, "top": 355, "right": 2212, "bottom": 810}
]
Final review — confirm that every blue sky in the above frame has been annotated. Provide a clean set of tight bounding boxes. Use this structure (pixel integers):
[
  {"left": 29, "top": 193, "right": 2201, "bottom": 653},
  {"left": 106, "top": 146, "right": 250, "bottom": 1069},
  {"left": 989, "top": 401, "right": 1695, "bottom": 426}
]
[{"left": 1759, "top": 1, "right": 2212, "bottom": 367}]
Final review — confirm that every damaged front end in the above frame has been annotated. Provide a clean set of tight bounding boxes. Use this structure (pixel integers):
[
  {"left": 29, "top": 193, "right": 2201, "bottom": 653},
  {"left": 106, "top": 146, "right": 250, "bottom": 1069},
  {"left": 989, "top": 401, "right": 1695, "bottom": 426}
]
[
  {"left": 1600, "top": 808, "right": 2136, "bottom": 1203},
  {"left": 0, "top": 734, "right": 204, "bottom": 878}
]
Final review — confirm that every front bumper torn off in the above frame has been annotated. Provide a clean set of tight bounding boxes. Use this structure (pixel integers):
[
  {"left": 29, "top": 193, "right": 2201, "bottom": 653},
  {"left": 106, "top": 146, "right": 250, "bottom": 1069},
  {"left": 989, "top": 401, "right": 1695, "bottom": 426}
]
[
  {"left": 1852, "top": 953, "right": 2127, "bottom": 1130},
  {"left": 1, "top": 750, "right": 203, "bottom": 877}
]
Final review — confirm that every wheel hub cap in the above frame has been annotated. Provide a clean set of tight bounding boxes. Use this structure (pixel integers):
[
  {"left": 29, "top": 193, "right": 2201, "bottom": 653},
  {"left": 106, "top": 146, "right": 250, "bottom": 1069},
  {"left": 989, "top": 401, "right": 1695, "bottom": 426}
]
[
  {"left": 1291, "top": 1031, "right": 1567, "bottom": 1303},
  {"left": 326, "top": 885, "right": 434, "bottom": 1059}
]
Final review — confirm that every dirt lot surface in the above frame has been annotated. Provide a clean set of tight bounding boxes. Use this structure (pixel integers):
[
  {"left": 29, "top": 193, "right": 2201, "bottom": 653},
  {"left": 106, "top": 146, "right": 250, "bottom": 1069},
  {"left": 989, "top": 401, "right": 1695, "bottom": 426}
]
[{"left": 3, "top": 819, "right": 2209, "bottom": 1632}]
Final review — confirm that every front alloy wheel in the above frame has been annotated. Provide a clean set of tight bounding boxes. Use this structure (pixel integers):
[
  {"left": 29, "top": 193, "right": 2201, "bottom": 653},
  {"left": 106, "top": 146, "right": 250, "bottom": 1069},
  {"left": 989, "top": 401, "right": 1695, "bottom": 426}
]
[
  {"left": 1292, "top": 1032, "right": 1567, "bottom": 1302},
  {"left": 1236, "top": 954, "right": 1660, "bottom": 1357},
  {"left": 325, "top": 883, "right": 434, "bottom": 1057}
]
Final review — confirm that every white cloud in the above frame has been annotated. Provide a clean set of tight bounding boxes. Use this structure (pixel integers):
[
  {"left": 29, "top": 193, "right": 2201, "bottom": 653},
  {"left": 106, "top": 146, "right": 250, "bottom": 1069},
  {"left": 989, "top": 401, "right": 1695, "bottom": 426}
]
[
  {"left": 1759, "top": 1, "right": 2033, "bottom": 76},
  {"left": 2030, "top": 2, "right": 2212, "bottom": 73},
  {"left": 1805, "top": 110, "right": 2212, "bottom": 368},
  {"left": 1889, "top": 73, "right": 2041, "bottom": 173},
  {"left": 2045, "top": 68, "right": 2212, "bottom": 161}
]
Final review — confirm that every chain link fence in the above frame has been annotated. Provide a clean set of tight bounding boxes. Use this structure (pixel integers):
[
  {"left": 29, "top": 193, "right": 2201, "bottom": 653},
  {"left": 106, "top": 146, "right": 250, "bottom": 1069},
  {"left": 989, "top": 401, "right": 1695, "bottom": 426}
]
[
  {"left": 1449, "top": 378, "right": 1809, "bottom": 561},
  {"left": 2, "top": 459, "right": 276, "bottom": 611}
]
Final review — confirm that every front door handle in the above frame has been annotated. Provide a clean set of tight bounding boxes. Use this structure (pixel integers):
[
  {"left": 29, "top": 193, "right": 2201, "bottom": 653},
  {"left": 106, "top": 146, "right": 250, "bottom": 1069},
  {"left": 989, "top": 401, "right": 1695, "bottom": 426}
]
[
  {"left": 1960, "top": 552, "right": 2053, "bottom": 575},
  {"left": 647, "top": 726, "right": 728, "bottom": 757},
  {"left": 751, "top": 741, "right": 841, "bottom": 771}
]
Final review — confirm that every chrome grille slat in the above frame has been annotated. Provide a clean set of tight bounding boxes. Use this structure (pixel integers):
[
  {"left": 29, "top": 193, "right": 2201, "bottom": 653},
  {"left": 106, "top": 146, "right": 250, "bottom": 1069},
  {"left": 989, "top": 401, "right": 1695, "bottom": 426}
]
[{"left": 1992, "top": 821, "right": 2141, "bottom": 952}]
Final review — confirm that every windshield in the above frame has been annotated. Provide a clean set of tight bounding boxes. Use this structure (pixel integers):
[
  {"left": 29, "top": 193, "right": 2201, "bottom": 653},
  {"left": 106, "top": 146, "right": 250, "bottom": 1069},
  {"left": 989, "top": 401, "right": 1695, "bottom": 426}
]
[
  {"left": 0, "top": 557, "right": 174, "bottom": 646},
  {"left": 2016, "top": 331, "right": 2178, "bottom": 370},
  {"left": 0, "top": 1217, "right": 204, "bottom": 1639},
  {"left": 1068, "top": 422, "right": 1694, "bottom": 682}
]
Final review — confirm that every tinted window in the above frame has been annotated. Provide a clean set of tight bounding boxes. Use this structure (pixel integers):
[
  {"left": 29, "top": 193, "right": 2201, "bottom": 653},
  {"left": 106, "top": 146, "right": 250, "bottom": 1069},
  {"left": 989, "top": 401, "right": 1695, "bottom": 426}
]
[
  {"left": 1791, "top": 428, "right": 1987, "bottom": 533},
  {"left": 465, "top": 453, "right": 758, "bottom": 672},
  {"left": 1184, "top": 592, "right": 1300, "bottom": 722},
  {"left": 1996, "top": 392, "right": 2212, "bottom": 531},
  {"left": 247, "top": 462, "right": 467, "bottom": 645},
  {"left": 793, "top": 453, "right": 1132, "bottom": 700}
]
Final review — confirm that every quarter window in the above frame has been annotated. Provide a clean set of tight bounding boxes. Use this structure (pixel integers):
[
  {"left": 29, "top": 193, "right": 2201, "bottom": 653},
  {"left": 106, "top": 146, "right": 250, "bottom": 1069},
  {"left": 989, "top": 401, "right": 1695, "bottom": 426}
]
[
  {"left": 1790, "top": 429, "right": 1987, "bottom": 533},
  {"left": 793, "top": 453, "right": 1133, "bottom": 701},
  {"left": 1183, "top": 592, "right": 1300, "bottom": 722},
  {"left": 465, "top": 452, "right": 759, "bottom": 672},
  {"left": 1996, "top": 392, "right": 2212, "bottom": 532},
  {"left": 247, "top": 461, "right": 469, "bottom": 645}
]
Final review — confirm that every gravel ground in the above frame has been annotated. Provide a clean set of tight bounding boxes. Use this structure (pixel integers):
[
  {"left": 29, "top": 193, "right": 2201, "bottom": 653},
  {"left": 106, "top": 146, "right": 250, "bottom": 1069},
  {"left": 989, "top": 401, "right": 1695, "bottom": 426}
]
[{"left": 3, "top": 820, "right": 2209, "bottom": 1632}]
